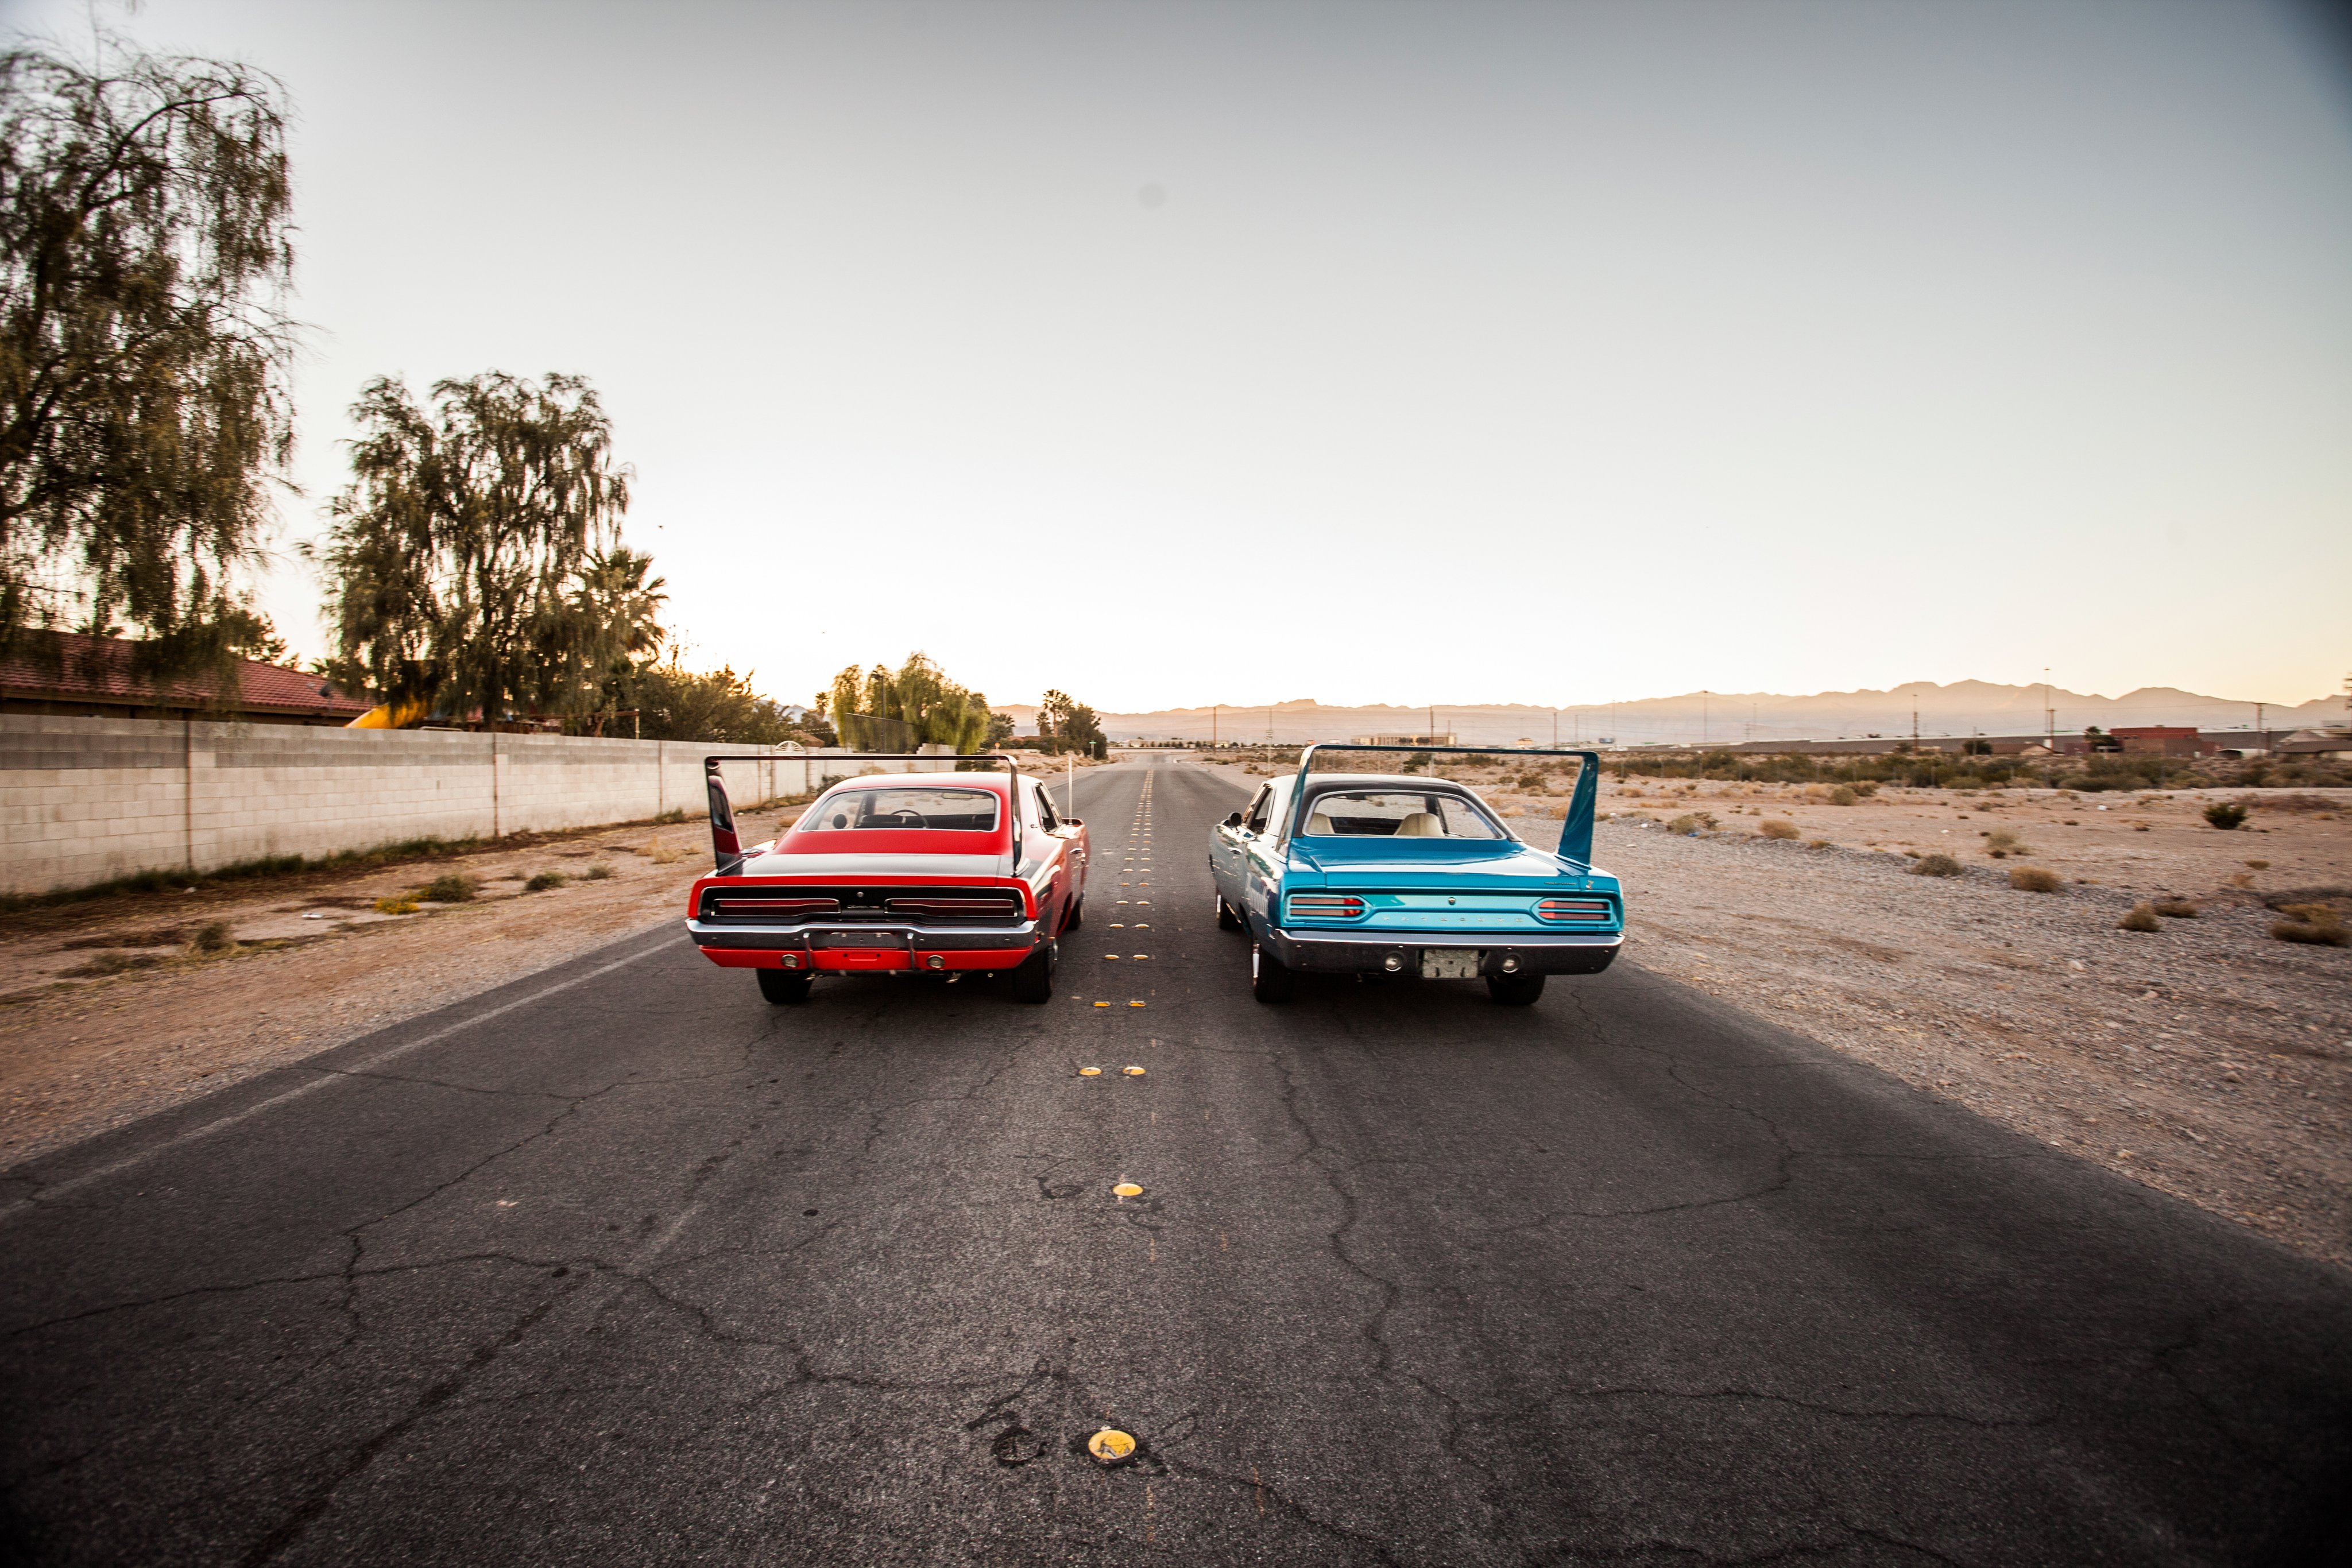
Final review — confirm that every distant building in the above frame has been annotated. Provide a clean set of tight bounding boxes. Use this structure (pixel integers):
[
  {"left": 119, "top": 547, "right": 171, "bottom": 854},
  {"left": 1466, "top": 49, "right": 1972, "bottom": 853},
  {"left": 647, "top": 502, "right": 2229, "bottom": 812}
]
[
  {"left": 2276, "top": 729, "right": 2352, "bottom": 760},
  {"left": 1350, "top": 733, "right": 1457, "bottom": 747},
  {"left": 0, "top": 630, "right": 369, "bottom": 726},
  {"left": 2108, "top": 726, "right": 2204, "bottom": 757}
]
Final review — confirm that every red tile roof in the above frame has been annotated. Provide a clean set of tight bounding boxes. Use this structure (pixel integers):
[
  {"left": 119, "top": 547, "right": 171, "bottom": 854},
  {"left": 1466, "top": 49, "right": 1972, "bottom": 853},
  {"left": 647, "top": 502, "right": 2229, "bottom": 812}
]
[{"left": 0, "top": 630, "right": 372, "bottom": 718}]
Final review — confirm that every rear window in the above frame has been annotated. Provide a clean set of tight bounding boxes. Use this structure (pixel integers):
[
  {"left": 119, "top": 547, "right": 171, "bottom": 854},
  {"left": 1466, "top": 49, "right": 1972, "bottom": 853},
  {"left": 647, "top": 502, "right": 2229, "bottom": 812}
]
[
  {"left": 1300, "top": 789, "right": 1505, "bottom": 839},
  {"left": 798, "top": 787, "right": 1001, "bottom": 833}
]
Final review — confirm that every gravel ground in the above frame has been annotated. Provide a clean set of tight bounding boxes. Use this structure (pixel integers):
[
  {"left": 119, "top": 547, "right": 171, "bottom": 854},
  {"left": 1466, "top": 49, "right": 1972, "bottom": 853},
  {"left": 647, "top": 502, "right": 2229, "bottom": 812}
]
[{"left": 1506, "top": 787, "right": 2351, "bottom": 1268}]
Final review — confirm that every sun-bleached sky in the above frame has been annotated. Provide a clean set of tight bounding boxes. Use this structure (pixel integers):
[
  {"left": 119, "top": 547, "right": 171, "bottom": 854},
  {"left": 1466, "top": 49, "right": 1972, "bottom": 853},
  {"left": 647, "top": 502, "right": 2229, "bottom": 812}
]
[{"left": 9, "top": 0, "right": 2349, "bottom": 712}]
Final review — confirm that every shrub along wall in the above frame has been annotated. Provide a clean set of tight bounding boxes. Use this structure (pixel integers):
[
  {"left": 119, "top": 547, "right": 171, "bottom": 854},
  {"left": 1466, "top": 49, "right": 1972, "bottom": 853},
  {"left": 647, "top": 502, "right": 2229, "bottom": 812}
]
[{"left": 0, "top": 716, "right": 933, "bottom": 896}]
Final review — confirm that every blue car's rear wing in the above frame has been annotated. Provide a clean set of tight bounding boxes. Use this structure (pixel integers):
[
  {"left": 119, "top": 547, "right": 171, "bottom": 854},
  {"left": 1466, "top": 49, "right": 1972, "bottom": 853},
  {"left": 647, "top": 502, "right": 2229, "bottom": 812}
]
[
  {"left": 1285, "top": 744, "right": 1604, "bottom": 867},
  {"left": 702, "top": 751, "right": 1026, "bottom": 876}
]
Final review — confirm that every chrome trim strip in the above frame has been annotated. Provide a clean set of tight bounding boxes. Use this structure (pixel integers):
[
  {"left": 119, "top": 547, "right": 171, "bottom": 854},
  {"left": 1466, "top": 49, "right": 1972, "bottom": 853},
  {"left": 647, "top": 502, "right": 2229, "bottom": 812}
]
[{"left": 1274, "top": 927, "right": 1622, "bottom": 949}]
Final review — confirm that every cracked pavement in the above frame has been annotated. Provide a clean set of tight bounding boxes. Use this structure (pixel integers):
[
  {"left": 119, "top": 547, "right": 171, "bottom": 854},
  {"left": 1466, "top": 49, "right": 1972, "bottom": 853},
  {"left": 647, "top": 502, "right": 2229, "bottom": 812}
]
[{"left": 2, "top": 756, "right": 2348, "bottom": 1565}]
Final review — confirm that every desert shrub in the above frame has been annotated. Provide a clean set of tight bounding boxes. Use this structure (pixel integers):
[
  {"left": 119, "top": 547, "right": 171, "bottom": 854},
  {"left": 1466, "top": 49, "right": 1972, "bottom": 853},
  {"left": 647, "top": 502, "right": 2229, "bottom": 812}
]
[
  {"left": 2119, "top": 903, "right": 2161, "bottom": 932},
  {"left": 1515, "top": 771, "right": 1546, "bottom": 790},
  {"left": 421, "top": 873, "right": 479, "bottom": 903},
  {"left": 374, "top": 896, "right": 421, "bottom": 915},
  {"left": 1984, "top": 828, "right": 2028, "bottom": 858},
  {"left": 2252, "top": 792, "right": 2337, "bottom": 812},
  {"left": 1826, "top": 785, "right": 1859, "bottom": 806},
  {"left": 1665, "top": 812, "right": 1717, "bottom": 835},
  {"left": 1808, "top": 838, "right": 1831, "bottom": 849},
  {"left": 2203, "top": 802, "right": 2248, "bottom": 830},
  {"left": 189, "top": 920, "right": 236, "bottom": 954},
  {"left": 2270, "top": 904, "right": 2347, "bottom": 947},
  {"left": 1758, "top": 819, "right": 1799, "bottom": 840},
  {"left": 2009, "top": 867, "right": 2062, "bottom": 893},
  {"left": 1912, "top": 854, "right": 1962, "bottom": 878},
  {"left": 586, "top": 863, "right": 614, "bottom": 880},
  {"left": 2152, "top": 899, "right": 2198, "bottom": 918},
  {"left": 524, "top": 871, "right": 568, "bottom": 892},
  {"left": 2244, "top": 860, "right": 2269, "bottom": 870},
  {"left": 67, "top": 951, "right": 165, "bottom": 976}
]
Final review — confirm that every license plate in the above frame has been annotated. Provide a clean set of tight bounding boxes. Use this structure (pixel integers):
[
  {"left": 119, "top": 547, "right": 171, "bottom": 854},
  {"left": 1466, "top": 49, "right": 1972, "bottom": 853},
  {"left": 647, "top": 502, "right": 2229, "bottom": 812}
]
[
  {"left": 819, "top": 930, "right": 902, "bottom": 948},
  {"left": 1420, "top": 948, "right": 1481, "bottom": 979}
]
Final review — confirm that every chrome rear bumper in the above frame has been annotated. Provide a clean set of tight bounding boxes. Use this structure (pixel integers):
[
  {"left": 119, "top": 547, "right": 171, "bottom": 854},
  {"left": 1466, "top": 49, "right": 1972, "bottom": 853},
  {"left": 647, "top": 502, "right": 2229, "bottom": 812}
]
[
  {"left": 686, "top": 918, "right": 1044, "bottom": 953},
  {"left": 1266, "top": 926, "right": 1621, "bottom": 976}
]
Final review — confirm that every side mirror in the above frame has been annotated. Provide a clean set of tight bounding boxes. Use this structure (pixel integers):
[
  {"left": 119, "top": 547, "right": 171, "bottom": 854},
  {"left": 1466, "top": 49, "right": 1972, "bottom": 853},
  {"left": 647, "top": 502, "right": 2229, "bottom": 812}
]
[{"left": 1223, "top": 811, "right": 1244, "bottom": 828}]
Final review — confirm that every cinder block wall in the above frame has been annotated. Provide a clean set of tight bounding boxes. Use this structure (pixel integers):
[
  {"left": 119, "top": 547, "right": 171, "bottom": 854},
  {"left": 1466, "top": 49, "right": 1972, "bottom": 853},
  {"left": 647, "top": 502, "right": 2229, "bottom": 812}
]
[{"left": 0, "top": 716, "right": 942, "bottom": 896}]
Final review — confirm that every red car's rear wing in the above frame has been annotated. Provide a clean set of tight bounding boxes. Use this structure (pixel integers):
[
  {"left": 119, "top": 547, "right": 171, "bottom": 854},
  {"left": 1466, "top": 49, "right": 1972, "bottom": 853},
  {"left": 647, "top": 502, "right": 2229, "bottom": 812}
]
[
  {"left": 701, "top": 752, "right": 1027, "bottom": 875},
  {"left": 1286, "top": 744, "right": 1604, "bottom": 866}
]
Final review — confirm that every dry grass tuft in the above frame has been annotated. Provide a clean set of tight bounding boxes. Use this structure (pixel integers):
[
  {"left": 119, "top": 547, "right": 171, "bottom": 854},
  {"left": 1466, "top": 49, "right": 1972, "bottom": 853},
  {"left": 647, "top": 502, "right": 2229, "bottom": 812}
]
[
  {"left": 2008, "top": 867, "right": 2062, "bottom": 893},
  {"left": 189, "top": 920, "right": 236, "bottom": 954},
  {"left": 1757, "top": 819, "right": 1800, "bottom": 840},
  {"left": 2270, "top": 904, "right": 2348, "bottom": 946},
  {"left": 2203, "top": 802, "right": 2249, "bottom": 830},
  {"left": 2119, "top": 903, "right": 2161, "bottom": 932},
  {"left": 585, "top": 863, "right": 614, "bottom": 880},
  {"left": 2153, "top": 899, "right": 2199, "bottom": 919},
  {"left": 1912, "top": 854, "right": 1962, "bottom": 878},
  {"left": 646, "top": 841, "right": 685, "bottom": 866},
  {"left": 1983, "top": 828, "right": 2028, "bottom": 858},
  {"left": 421, "top": 873, "right": 479, "bottom": 903},
  {"left": 524, "top": 871, "right": 568, "bottom": 893},
  {"left": 374, "top": 897, "right": 421, "bottom": 915}
]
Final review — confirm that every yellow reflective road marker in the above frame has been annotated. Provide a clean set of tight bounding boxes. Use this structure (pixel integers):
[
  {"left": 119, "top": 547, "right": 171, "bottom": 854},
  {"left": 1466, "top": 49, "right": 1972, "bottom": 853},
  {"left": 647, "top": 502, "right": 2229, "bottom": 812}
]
[
  {"left": 1132, "top": 954, "right": 1149, "bottom": 960},
  {"left": 1078, "top": 1066, "right": 1102, "bottom": 1077},
  {"left": 1124, "top": 1065, "right": 1146, "bottom": 1076},
  {"left": 1094, "top": 1001, "right": 1112, "bottom": 1008},
  {"left": 1088, "top": 1428, "right": 1138, "bottom": 1464},
  {"left": 1112, "top": 1183, "right": 1143, "bottom": 1198},
  {"left": 1128, "top": 1000, "right": 1146, "bottom": 1008},
  {"left": 1104, "top": 954, "right": 1120, "bottom": 960}
]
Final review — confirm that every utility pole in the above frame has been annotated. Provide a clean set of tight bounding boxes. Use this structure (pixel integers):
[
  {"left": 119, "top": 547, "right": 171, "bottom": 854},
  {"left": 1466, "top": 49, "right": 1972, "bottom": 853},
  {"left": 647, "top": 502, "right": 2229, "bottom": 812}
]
[
  {"left": 1212, "top": 704, "right": 1218, "bottom": 749},
  {"left": 1701, "top": 690, "right": 1709, "bottom": 748},
  {"left": 2044, "top": 670, "right": 2054, "bottom": 749},
  {"left": 2255, "top": 700, "right": 2264, "bottom": 751},
  {"left": 1912, "top": 690, "right": 1919, "bottom": 748},
  {"left": 1552, "top": 710, "right": 1558, "bottom": 746}
]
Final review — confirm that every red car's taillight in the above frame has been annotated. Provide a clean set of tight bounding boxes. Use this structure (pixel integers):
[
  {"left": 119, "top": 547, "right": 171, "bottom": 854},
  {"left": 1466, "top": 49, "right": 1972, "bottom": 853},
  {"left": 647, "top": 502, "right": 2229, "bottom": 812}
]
[{"left": 1535, "top": 897, "right": 1611, "bottom": 922}]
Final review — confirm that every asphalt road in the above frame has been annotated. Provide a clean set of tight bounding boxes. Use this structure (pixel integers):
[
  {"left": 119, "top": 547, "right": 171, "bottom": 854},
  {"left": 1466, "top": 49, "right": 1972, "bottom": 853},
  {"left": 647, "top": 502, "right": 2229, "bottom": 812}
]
[{"left": 3, "top": 756, "right": 2348, "bottom": 1566}]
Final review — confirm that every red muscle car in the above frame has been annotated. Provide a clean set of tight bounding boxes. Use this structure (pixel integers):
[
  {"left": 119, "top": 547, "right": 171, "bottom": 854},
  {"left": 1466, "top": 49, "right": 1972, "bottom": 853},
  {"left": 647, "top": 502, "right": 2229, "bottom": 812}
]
[{"left": 687, "top": 754, "right": 1088, "bottom": 1005}]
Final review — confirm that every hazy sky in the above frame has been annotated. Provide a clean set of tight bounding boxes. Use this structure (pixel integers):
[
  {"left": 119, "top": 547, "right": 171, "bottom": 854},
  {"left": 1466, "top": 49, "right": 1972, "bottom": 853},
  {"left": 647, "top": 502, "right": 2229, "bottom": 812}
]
[{"left": 9, "top": 0, "right": 2349, "bottom": 711}]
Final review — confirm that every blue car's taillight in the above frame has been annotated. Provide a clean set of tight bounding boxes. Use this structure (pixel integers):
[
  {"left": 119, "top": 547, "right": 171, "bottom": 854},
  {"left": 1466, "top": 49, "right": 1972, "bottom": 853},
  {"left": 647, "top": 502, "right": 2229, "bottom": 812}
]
[
  {"left": 1535, "top": 897, "right": 1611, "bottom": 923},
  {"left": 1287, "top": 894, "right": 1366, "bottom": 920}
]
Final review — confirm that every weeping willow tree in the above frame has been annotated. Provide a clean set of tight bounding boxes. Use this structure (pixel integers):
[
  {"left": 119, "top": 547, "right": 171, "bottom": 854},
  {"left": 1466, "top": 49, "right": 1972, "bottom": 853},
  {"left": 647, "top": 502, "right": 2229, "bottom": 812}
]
[
  {"left": 0, "top": 37, "right": 296, "bottom": 684},
  {"left": 826, "top": 653, "right": 995, "bottom": 752},
  {"left": 314, "top": 373, "right": 637, "bottom": 725}
]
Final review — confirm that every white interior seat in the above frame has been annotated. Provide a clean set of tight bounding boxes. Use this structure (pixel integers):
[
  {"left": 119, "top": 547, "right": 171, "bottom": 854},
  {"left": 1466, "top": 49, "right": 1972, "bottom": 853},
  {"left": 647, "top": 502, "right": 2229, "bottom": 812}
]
[
  {"left": 1395, "top": 812, "right": 1442, "bottom": 837},
  {"left": 1306, "top": 811, "right": 1336, "bottom": 835}
]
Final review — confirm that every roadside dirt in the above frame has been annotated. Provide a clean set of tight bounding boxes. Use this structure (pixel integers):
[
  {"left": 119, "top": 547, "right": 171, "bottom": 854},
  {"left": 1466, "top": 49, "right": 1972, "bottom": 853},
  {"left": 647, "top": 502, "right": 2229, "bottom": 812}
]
[
  {"left": 1517, "top": 781, "right": 2351, "bottom": 1269},
  {"left": 0, "top": 807, "right": 810, "bottom": 1168}
]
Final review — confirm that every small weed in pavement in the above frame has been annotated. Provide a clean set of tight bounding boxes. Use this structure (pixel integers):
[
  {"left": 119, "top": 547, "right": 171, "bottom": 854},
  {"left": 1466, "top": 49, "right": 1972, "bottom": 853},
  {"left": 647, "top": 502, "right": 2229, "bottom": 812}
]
[
  {"left": 421, "top": 873, "right": 479, "bottom": 903},
  {"left": 524, "top": 871, "right": 567, "bottom": 893}
]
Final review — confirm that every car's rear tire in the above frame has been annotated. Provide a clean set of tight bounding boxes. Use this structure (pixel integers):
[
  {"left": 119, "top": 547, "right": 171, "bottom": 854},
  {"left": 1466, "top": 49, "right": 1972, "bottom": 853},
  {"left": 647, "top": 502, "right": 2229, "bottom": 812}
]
[
  {"left": 1216, "top": 895, "right": 1241, "bottom": 931},
  {"left": 1486, "top": 972, "right": 1545, "bottom": 1006},
  {"left": 1062, "top": 894, "right": 1083, "bottom": 932},
  {"left": 1252, "top": 943, "right": 1295, "bottom": 1004},
  {"left": 757, "top": 969, "right": 814, "bottom": 1005},
  {"left": 1009, "top": 943, "right": 1055, "bottom": 1003}
]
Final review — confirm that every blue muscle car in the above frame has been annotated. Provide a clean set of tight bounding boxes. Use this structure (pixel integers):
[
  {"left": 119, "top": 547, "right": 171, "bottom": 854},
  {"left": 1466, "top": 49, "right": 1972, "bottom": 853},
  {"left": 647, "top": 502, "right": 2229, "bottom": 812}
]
[{"left": 1208, "top": 746, "right": 1622, "bottom": 1005}]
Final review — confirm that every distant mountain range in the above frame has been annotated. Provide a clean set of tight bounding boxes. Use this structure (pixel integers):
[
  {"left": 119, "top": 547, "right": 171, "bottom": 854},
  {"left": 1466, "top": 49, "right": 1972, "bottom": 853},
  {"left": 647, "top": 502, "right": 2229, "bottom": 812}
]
[{"left": 996, "top": 682, "right": 2342, "bottom": 748}]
